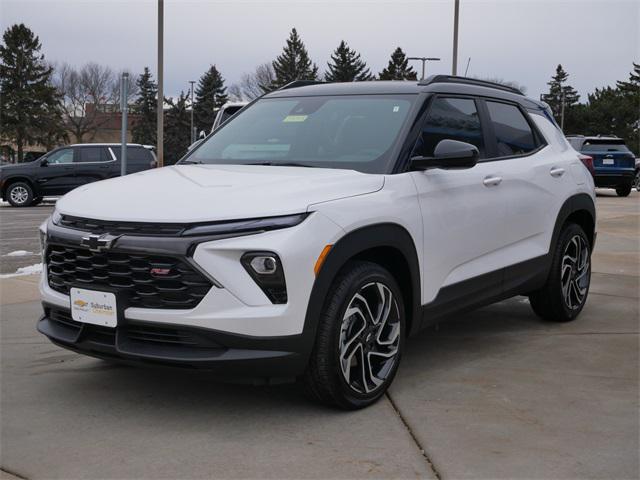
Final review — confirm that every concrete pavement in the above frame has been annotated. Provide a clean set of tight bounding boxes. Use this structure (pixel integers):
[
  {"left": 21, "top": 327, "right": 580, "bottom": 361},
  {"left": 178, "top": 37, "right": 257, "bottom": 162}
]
[{"left": 1, "top": 190, "right": 638, "bottom": 479}]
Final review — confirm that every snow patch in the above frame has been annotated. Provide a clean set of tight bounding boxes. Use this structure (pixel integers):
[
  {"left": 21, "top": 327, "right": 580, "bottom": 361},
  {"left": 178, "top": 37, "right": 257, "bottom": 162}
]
[
  {"left": 4, "top": 250, "right": 34, "bottom": 257},
  {"left": 0, "top": 263, "right": 43, "bottom": 278}
]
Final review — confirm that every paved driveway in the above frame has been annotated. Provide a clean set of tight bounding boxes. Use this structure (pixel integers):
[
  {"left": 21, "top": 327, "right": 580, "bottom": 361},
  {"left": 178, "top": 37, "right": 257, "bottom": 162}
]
[{"left": 0, "top": 191, "right": 638, "bottom": 479}]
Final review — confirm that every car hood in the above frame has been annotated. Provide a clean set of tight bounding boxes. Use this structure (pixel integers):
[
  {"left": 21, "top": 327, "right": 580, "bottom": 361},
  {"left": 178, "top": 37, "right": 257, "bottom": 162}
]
[{"left": 56, "top": 164, "right": 384, "bottom": 223}]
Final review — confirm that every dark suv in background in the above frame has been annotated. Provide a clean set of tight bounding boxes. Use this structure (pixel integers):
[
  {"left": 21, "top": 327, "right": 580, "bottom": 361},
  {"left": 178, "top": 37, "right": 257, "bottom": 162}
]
[
  {"left": 567, "top": 135, "right": 636, "bottom": 197},
  {"left": 0, "top": 143, "right": 156, "bottom": 207}
]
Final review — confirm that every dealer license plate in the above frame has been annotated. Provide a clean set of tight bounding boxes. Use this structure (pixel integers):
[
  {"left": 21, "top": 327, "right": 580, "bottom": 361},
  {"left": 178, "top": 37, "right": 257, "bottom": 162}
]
[{"left": 70, "top": 288, "right": 117, "bottom": 328}]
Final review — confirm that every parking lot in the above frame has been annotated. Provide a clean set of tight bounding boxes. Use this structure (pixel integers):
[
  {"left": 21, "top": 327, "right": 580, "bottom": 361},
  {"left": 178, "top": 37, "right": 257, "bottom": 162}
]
[{"left": 0, "top": 190, "right": 638, "bottom": 479}]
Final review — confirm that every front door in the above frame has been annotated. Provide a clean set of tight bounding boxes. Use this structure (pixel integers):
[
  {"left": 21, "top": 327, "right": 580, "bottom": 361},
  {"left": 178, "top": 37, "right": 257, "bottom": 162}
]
[
  {"left": 38, "top": 147, "right": 77, "bottom": 195},
  {"left": 410, "top": 96, "right": 510, "bottom": 308}
]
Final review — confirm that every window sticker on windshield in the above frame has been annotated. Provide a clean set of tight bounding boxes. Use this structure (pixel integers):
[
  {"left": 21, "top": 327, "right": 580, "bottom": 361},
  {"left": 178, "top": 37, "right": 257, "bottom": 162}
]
[
  {"left": 283, "top": 115, "right": 308, "bottom": 123},
  {"left": 393, "top": 106, "right": 400, "bottom": 113}
]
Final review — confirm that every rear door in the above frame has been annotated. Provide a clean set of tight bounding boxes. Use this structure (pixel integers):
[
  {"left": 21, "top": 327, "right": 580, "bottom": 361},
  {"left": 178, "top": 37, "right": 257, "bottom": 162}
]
[
  {"left": 482, "top": 99, "right": 572, "bottom": 272},
  {"left": 74, "top": 146, "right": 115, "bottom": 186},
  {"left": 38, "top": 147, "right": 77, "bottom": 194}
]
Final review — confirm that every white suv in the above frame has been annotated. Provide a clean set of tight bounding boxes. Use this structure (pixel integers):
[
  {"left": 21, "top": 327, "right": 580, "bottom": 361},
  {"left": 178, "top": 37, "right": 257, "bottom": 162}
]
[{"left": 38, "top": 77, "right": 596, "bottom": 409}]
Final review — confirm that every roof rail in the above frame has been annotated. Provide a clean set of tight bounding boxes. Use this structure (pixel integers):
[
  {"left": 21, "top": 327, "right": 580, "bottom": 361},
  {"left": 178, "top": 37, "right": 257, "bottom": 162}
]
[
  {"left": 419, "top": 75, "right": 524, "bottom": 95},
  {"left": 278, "top": 80, "right": 325, "bottom": 91}
]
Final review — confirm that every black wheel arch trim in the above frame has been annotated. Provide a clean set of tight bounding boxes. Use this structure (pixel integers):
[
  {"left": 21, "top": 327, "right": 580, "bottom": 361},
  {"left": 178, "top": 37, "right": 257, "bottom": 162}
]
[
  {"left": 550, "top": 193, "right": 596, "bottom": 252},
  {"left": 300, "top": 223, "right": 421, "bottom": 362},
  {"left": 1, "top": 175, "right": 39, "bottom": 198}
]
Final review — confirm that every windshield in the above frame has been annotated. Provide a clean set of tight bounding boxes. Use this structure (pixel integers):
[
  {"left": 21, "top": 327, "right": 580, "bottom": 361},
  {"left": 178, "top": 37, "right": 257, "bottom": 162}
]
[{"left": 188, "top": 95, "right": 415, "bottom": 173}]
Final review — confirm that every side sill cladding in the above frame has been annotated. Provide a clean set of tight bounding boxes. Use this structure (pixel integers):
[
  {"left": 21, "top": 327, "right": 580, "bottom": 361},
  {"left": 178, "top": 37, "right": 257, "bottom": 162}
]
[{"left": 301, "top": 223, "right": 422, "bottom": 359}]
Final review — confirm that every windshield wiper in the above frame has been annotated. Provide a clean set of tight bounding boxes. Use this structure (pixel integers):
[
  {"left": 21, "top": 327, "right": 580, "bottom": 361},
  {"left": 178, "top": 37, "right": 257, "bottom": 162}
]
[
  {"left": 180, "top": 160, "right": 203, "bottom": 165},
  {"left": 246, "top": 162, "right": 316, "bottom": 168}
]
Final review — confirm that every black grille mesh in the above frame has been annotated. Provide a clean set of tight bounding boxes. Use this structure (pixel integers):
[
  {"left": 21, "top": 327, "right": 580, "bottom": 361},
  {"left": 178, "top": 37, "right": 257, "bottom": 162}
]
[
  {"left": 59, "top": 215, "right": 186, "bottom": 236},
  {"left": 46, "top": 244, "right": 212, "bottom": 309}
]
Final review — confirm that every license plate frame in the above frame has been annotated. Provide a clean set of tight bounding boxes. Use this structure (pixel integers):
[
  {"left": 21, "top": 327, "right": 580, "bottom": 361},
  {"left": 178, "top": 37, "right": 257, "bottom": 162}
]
[
  {"left": 70, "top": 287, "right": 118, "bottom": 328},
  {"left": 602, "top": 158, "right": 615, "bottom": 165}
]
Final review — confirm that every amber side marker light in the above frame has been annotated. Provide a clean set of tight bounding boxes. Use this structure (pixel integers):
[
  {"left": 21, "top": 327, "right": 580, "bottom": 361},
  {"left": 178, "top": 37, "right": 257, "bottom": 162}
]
[{"left": 314, "top": 245, "right": 333, "bottom": 276}]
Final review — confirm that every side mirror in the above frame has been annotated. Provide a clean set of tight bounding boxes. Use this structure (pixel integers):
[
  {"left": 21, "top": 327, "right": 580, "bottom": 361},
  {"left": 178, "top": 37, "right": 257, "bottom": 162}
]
[
  {"left": 40, "top": 158, "right": 48, "bottom": 166},
  {"left": 198, "top": 130, "right": 206, "bottom": 139},
  {"left": 411, "top": 139, "right": 479, "bottom": 170}
]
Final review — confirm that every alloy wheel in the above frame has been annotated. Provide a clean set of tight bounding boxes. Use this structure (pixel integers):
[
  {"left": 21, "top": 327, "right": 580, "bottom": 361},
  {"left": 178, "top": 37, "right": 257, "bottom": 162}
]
[
  {"left": 561, "top": 235, "right": 590, "bottom": 310},
  {"left": 338, "top": 282, "right": 401, "bottom": 394},
  {"left": 10, "top": 186, "right": 29, "bottom": 205}
]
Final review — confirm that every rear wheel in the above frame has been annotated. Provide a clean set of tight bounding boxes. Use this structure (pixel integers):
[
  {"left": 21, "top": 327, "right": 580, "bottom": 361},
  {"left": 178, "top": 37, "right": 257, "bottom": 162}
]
[
  {"left": 616, "top": 184, "right": 632, "bottom": 197},
  {"left": 529, "top": 223, "right": 591, "bottom": 322},
  {"left": 303, "top": 261, "right": 405, "bottom": 409},
  {"left": 6, "top": 182, "right": 34, "bottom": 207}
]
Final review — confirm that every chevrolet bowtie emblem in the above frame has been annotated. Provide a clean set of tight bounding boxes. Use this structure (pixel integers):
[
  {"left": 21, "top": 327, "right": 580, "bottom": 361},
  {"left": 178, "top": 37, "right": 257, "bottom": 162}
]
[{"left": 80, "top": 233, "right": 120, "bottom": 253}]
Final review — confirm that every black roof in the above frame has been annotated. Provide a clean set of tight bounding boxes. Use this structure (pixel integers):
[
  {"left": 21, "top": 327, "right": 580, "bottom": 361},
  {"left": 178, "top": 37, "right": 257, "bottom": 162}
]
[{"left": 265, "top": 76, "right": 544, "bottom": 111}]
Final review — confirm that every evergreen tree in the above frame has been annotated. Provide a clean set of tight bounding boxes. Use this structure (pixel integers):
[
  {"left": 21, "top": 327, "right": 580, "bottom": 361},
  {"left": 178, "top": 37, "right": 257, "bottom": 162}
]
[
  {"left": 324, "top": 40, "right": 373, "bottom": 82},
  {"left": 0, "top": 24, "right": 62, "bottom": 161},
  {"left": 616, "top": 62, "right": 640, "bottom": 94},
  {"left": 270, "top": 28, "right": 319, "bottom": 90},
  {"left": 378, "top": 47, "right": 417, "bottom": 81},
  {"left": 164, "top": 92, "right": 191, "bottom": 165},
  {"left": 194, "top": 65, "right": 228, "bottom": 134},
  {"left": 131, "top": 67, "right": 157, "bottom": 145},
  {"left": 541, "top": 64, "right": 580, "bottom": 125}
]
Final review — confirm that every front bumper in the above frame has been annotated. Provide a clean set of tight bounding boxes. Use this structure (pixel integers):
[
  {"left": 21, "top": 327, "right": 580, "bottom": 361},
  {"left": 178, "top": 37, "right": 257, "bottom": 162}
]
[
  {"left": 38, "top": 303, "right": 307, "bottom": 381},
  {"left": 38, "top": 211, "right": 345, "bottom": 378}
]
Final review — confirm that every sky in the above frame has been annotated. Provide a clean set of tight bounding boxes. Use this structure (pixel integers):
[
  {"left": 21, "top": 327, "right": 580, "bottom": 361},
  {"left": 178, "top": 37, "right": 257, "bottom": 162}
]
[{"left": 2, "top": 0, "right": 638, "bottom": 100}]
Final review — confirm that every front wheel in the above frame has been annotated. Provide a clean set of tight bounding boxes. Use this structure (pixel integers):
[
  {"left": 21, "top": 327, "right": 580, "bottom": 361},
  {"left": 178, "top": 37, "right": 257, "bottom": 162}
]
[
  {"left": 616, "top": 184, "right": 632, "bottom": 197},
  {"left": 303, "top": 261, "right": 405, "bottom": 409},
  {"left": 6, "top": 182, "right": 34, "bottom": 207},
  {"left": 632, "top": 170, "right": 639, "bottom": 191},
  {"left": 529, "top": 223, "right": 591, "bottom": 322}
]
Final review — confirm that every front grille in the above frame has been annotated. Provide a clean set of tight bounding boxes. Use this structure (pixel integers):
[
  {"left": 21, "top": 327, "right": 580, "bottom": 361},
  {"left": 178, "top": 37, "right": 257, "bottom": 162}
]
[
  {"left": 46, "top": 244, "right": 212, "bottom": 309},
  {"left": 59, "top": 215, "right": 187, "bottom": 237}
]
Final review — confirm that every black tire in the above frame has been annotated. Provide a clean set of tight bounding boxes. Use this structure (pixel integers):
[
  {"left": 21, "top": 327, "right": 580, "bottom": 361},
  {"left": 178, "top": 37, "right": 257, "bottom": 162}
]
[
  {"left": 616, "top": 184, "right": 632, "bottom": 197},
  {"left": 6, "top": 182, "right": 34, "bottom": 207},
  {"left": 303, "top": 261, "right": 405, "bottom": 410},
  {"left": 529, "top": 223, "right": 591, "bottom": 322},
  {"left": 633, "top": 170, "right": 640, "bottom": 191}
]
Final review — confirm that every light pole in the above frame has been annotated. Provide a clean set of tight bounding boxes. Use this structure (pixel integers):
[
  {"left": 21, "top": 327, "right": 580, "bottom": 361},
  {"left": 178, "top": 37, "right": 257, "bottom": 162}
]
[
  {"left": 189, "top": 80, "right": 195, "bottom": 144},
  {"left": 407, "top": 57, "right": 441, "bottom": 80},
  {"left": 120, "top": 72, "right": 129, "bottom": 176},
  {"left": 156, "top": 0, "right": 164, "bottom": 167},
  {"left": 452, "top": 0, "right": 460, "bottom": 75}
]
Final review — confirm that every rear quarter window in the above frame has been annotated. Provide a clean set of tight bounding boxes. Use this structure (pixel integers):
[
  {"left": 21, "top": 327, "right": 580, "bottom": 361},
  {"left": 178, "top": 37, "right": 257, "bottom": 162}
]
[{"left": 111, "top": 147, "right": 154, "bottom": 164}]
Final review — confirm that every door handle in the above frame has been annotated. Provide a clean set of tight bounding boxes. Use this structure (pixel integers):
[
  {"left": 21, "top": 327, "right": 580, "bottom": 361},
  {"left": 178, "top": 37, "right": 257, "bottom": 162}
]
[
  {"left": 550, "top": 167, "right": 565, "bottom": 177},
  {"left": 483, "top": 176, "right": 502, "bottom": 187}
]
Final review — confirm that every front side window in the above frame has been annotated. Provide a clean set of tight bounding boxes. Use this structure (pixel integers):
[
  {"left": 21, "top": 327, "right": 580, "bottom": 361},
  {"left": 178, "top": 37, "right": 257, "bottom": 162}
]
[
  {"left": 413, "top": 97, "right": 485, "bottom": 158},
  {"left": 46, "top": 148, "right": 74, "bottom": 165},
  {"left": 188, "top": 95, "right": 415, "bottom": 174},
  {"left": 486, "top": 101, "right": 537, "bottom": 157}
]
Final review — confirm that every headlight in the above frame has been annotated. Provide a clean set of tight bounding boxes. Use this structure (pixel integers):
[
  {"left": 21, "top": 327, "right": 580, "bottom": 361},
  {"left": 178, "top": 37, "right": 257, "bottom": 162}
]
[
  {"left": 241, "top": 251, "right": 287, "bottom": 304},
  {"left": 51, "top": 209, "right": 62, "bottom": 225},
  {"left": 38, "top": 220, "right": 47, "bottom": 258},
  {"left": 182, "top": 213, "right": 308, "bottom": 237}
]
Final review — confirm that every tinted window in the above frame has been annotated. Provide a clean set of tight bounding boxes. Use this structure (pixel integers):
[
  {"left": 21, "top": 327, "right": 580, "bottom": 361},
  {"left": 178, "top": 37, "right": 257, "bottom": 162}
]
[
  {"left": 46, "top": 148, "right": 74, "bottom": 164},
  {"left": 111, "top": 147, "right": 154, "bottom": 164},
  {"left": 190, "top": 95, "right": 414, "bottom": 174},
  {"left": 413, "top": 97, "right": 485, "bottom": 158},
  {"left": 77, "top": 147, "right": 109, "bottom": 163},
  {"left": 486, "top": 101, "right": 537, "bottom": 157},
  {"left": 581, "top": 142, "right": 630, "bottom": 153}
]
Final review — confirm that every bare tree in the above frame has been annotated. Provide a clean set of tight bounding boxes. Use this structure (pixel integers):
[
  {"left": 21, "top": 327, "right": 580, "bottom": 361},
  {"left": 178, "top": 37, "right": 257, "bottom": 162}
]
[
  {"left": 228, "top": 63, "right": 275, "bottom": 100},
  {"left": 55, "top": 62, "right": 119, "bottom": 142}
]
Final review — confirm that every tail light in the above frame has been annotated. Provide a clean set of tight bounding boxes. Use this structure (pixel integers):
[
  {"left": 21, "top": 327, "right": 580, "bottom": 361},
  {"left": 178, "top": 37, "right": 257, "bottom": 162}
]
[{"left": 578, "top": 154, "right": 595, "bottom": 177}]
